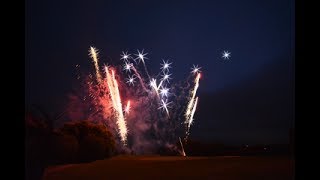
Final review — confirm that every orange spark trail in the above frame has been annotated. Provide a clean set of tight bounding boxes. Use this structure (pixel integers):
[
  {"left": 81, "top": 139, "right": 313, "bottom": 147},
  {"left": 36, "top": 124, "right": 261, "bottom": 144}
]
[
  {"left": 105, "top": 66, "right": 128, "bottom": 144},
  {"left": 89, "top": 46, "right": 102, "bottom": 83}
]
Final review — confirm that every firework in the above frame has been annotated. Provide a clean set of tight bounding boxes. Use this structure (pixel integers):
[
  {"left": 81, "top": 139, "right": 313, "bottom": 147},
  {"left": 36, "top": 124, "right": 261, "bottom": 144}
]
[
  {"left": 134, "top": 49, "right": 148, "bottom": 64},
  {"left": 222, "top": 50, "right": 231, "bottom": 59},
  {"left": 105, "top": 66, "right": 128, "bottom": 144},
  {"left": 191, "top": 64, "right": 201, "bottom": 75},
  {"left": 124, "top": 100, "right": 131, "bottom": 115},
  {"left": 125, "top": 75, "right": 136, "bottom": 86},
  {"left": 77, "top": 46, "right": 203, "bottom": 153},
  {"left": 161, "top": 72, "right": 172, "bottom": 83},
  {"left": 185, "top": 73, "right": 201, "bottom": 120},
  {"left": 158, "top": 99, "right": 171, "bottom": 117},
  {"left": 132, "top": 65, "right": 148, "bottom": 92},
  {"left": 135, "top": 49, "right": 151, "bottom": 80},
  {"left": 150, "top": 78, "right": 160, "bottom": 96},
  {"left": 123, "top": 62, "right": 133, "bottom": 73},
  {"left": 120, "top": 51, "right": 132, "bottom": 62},
  {"left": 160, "top": 59, "right": 172, "bottom": 72},
  {"left": 89, "top": 46, "right": 102, "bottom": 83},
  {"left": 187, "top": 97, "right": 198, "bottom": 133},
  {"left": 159, "top": 87, "right": 169, "bottom": 97},
  {"left": 179, "top": 137, "right": 186, "bottom": 156}
]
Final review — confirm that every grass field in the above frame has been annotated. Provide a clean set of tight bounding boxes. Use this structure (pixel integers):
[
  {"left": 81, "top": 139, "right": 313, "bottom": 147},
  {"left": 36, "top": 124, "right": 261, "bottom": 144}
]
[{"left": 43, "top": 155, "right": 294, "bottom": 180}]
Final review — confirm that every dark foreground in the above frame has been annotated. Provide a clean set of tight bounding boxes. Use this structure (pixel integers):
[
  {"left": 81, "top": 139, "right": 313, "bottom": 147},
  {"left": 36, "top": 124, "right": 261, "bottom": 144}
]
[{"left": 43, "top": 155, "right": 294, "bottom": 180}]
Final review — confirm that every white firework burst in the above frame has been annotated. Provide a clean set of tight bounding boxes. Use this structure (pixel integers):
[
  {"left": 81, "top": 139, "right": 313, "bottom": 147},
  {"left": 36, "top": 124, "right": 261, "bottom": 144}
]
[
  {"left": 120, "top": 51, "right": 132, "bottom": 62},
  {"left": 123, "top": 62, "right": 133, "bottom": 73},
  {"left": 159, "top": 87, "right": 170, "bottom": 97},
  {"left": 222, "top": 50, "right": 231, "bottom": 59},
  {"left": 158, "top": 99, "right": 172, "bottom": 116},
  {"left": 134, "top": 49, "right": 148, "bottom": 64},
  {"left": 160, "top": 59, "right": 172, "bottom": 72},
  {"left": 191, "top": 64, "right": 201, "bottom": 74},
  {"left": 126, "top": 75, "right": 136, "bottom": 86},
  {"left": 161, "top": 72, "right": 172, "bottom": 83}
]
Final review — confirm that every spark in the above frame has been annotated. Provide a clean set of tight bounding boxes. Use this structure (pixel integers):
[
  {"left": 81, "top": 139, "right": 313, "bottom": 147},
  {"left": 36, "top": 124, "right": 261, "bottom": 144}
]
[
  {"left": 89, "top": 46, "right": 102, "bottom": 83},
  {"left": 125, "top": 75, "right": 136, "bottom": 86},
  {"left": 191, "top": 64, "right": 201, "bottom": 74},
  {"left": 160, "top": 60, "right": 172, "bottom": 72},
  {"left": 159, "top": 87, "right": 169, "bottom": 97},
  {"left": 120, "top": 51, "right": 132, "bottom": 62},
  {"left": 123, "top": 62, "right": 133, "bottom": 73},
  {"left": 158, "top": 99, "right": 171, "bottom": 116},
  {"left": 161, "top": 72, "right": 172, "bottom": 83},
  {"left": 124, "top": 100, "right": 131, "bottom": 115},
  {"left": 222, "top": 50, "right": 231, "bottom": 59},
  {"left": 134, "top": 49, "right": 148, "bottom": 64}
]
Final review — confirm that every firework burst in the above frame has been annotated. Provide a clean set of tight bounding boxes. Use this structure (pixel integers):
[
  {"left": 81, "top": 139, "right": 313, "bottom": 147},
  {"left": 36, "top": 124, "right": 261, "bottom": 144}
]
[
  {"left": 160, "top": 59, "right": 172, "bottom": 72},
  {"left": 120, "top": 51, "right": 132, "bottom": 62},
  {"left": 222, "top": 50, "right": 231, "bottom": 59},
  {"left": 72, "top": 46, "right": 202, "bottom": 152},
  {"left": 126, "top": 75, "right": 136, "bottom": 86}
]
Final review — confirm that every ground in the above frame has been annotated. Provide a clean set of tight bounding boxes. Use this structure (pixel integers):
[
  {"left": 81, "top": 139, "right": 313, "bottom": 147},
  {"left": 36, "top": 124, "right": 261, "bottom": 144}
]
[{"left": 43, "top": 155, "right": 294, "bottom": 180}]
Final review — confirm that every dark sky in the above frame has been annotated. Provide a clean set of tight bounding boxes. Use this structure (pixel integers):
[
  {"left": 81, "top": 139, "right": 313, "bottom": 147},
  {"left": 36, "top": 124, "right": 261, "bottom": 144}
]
[{"left": 26, "top": 0, "right": 295, "bottom": 145}]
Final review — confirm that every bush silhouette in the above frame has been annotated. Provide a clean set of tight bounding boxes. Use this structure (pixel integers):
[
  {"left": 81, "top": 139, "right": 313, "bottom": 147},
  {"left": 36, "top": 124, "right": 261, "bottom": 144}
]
[
  {"left": 25, "top": 110, "right": 52, "bottom": 180},
  {"left": 50, "top": 132, "right": 79, "bottom": 164},
  {"left": 26, "top": 106, "right": 116, "bottom": 179},
  {"left": 58, "top": 120, "right": 116, "bottom": 163}
]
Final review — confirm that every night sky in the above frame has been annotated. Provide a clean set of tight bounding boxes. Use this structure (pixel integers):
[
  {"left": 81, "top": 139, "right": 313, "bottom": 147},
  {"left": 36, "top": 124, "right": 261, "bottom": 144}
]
[{"left": 26, "top": 0, "right": 295, "bottom": 145}]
